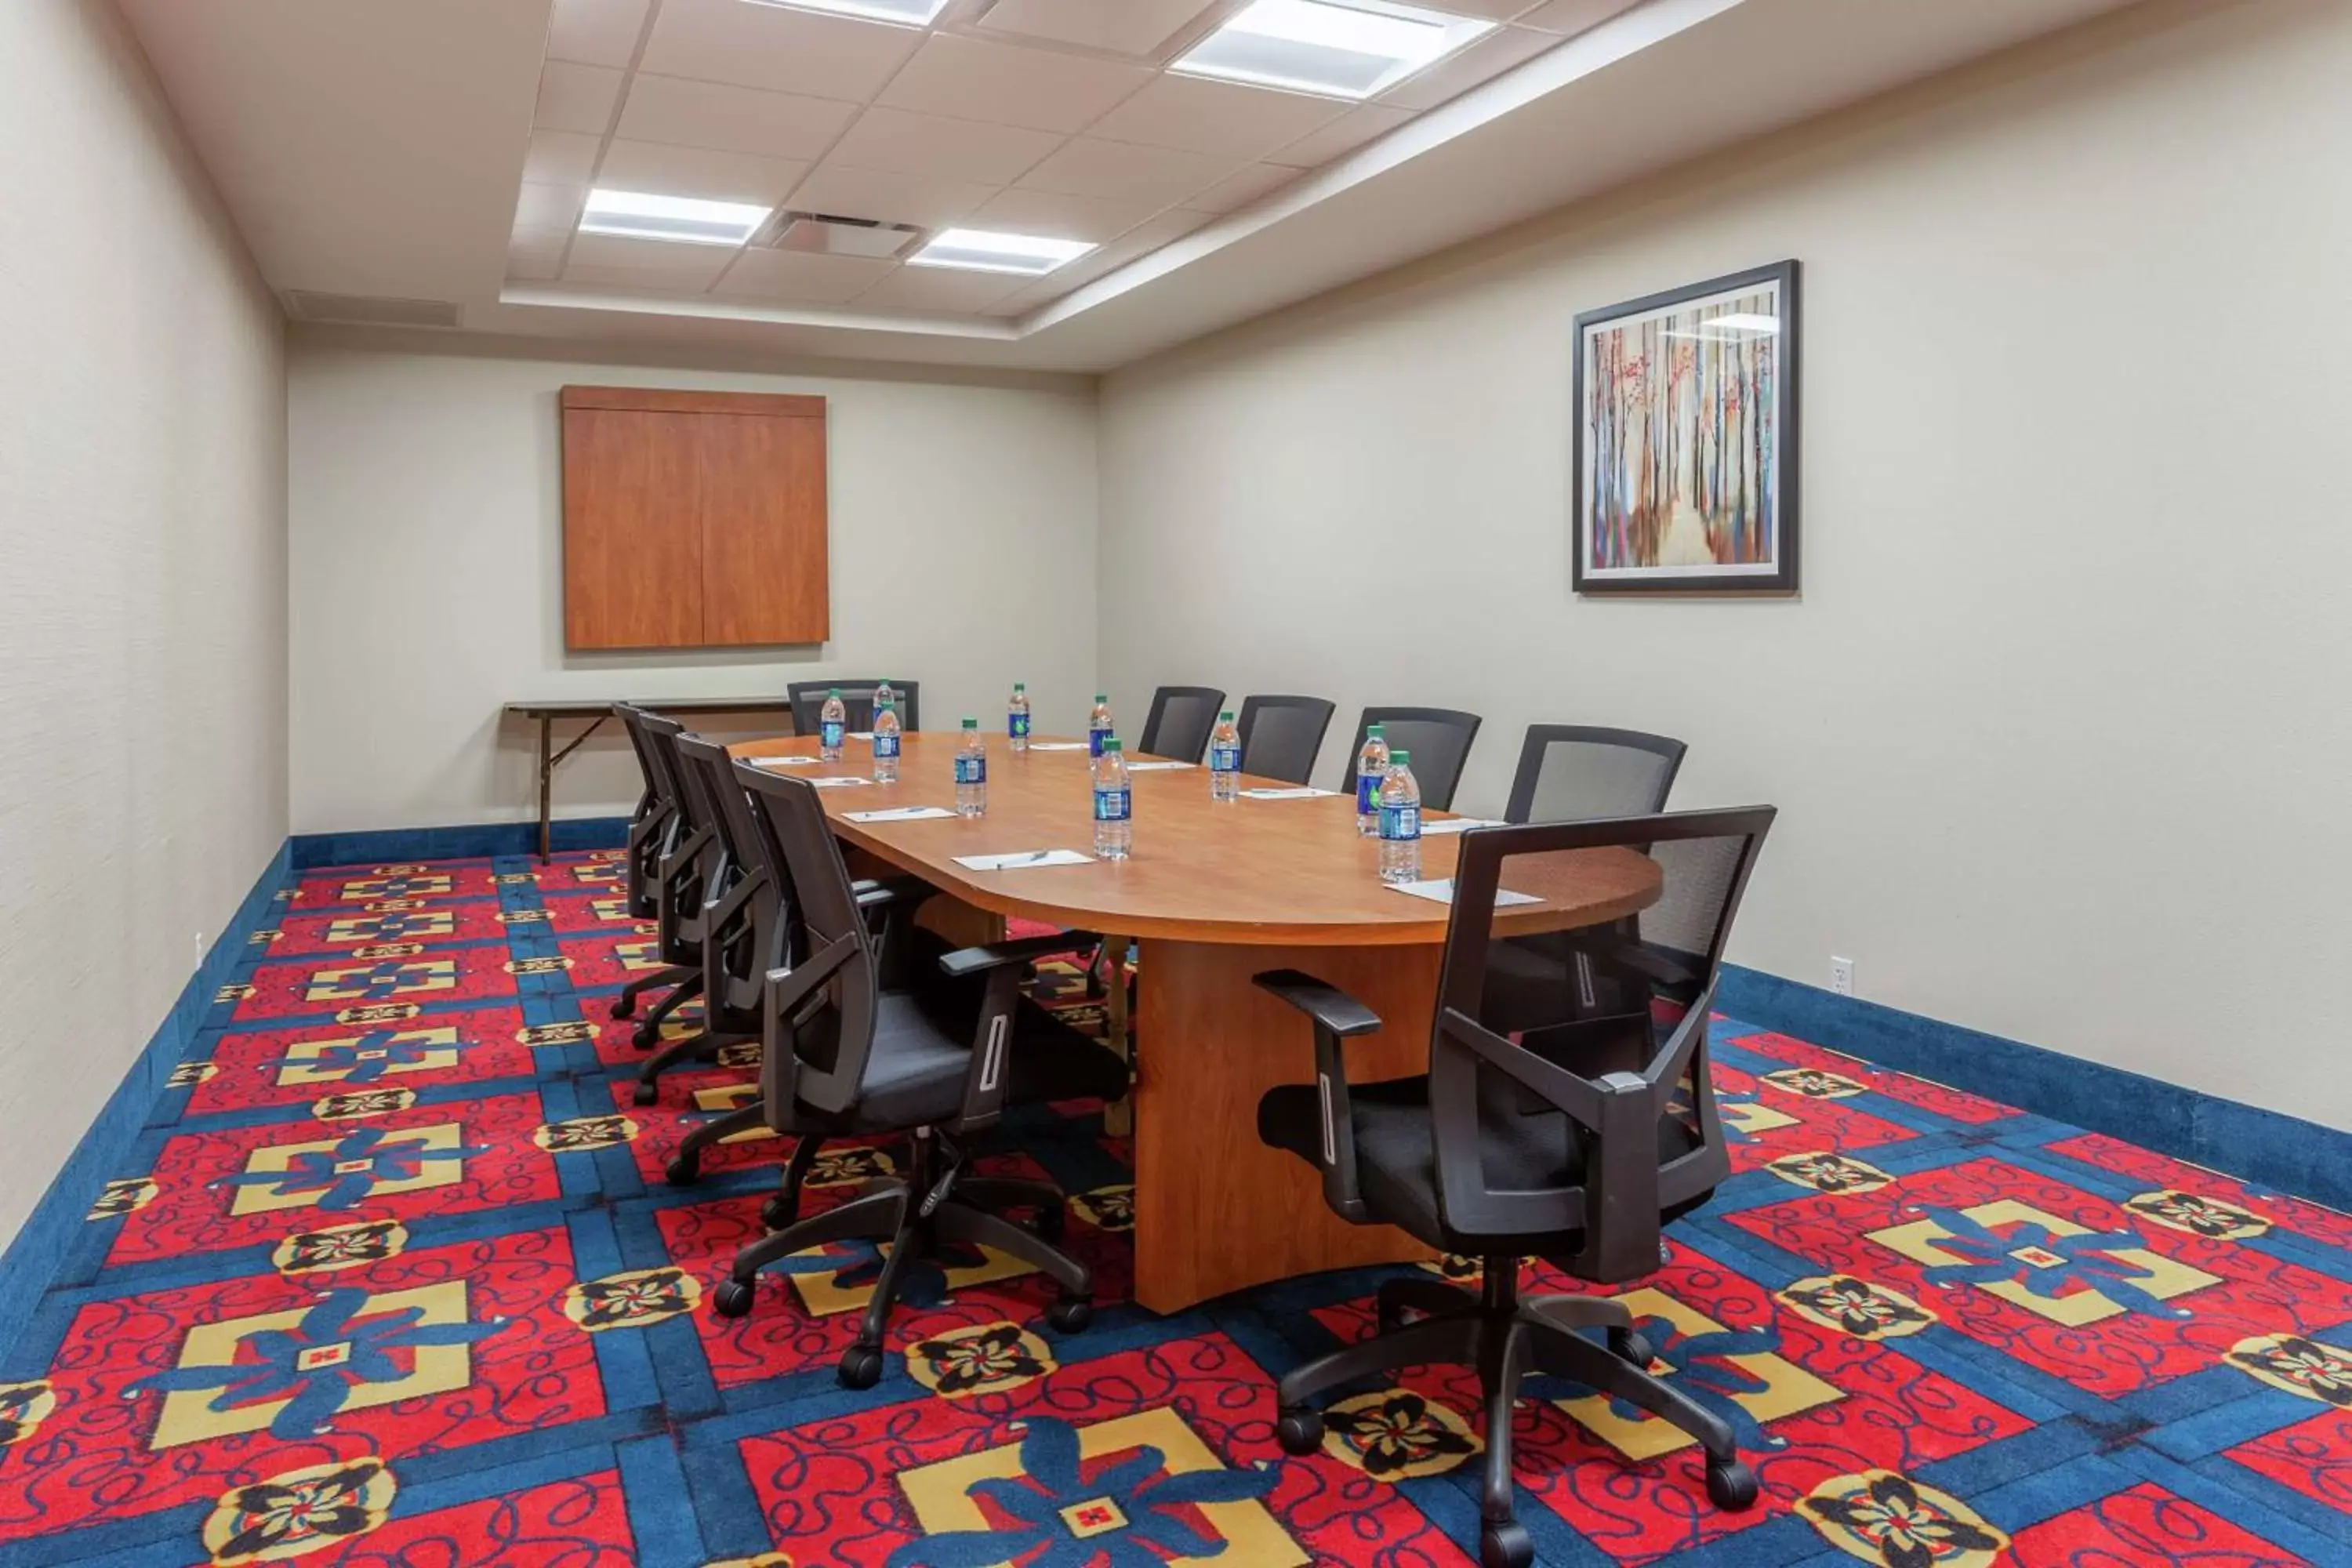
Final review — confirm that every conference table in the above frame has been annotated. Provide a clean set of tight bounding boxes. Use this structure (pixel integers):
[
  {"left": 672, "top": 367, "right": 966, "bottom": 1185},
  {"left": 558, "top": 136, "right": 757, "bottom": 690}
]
[{"left": 730, "top": 729, "right": 1664, "bottom": 1315}]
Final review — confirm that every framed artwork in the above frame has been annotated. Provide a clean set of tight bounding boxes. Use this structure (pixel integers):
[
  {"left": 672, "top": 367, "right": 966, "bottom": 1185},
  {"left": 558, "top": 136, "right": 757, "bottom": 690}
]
[{"left": 1573, "top": 260, "right": 1799, "bottom": 593}]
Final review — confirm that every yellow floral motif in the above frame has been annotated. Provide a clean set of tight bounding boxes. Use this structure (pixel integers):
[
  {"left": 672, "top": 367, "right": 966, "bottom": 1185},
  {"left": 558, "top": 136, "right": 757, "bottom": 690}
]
[{"left": 201, "top": 1457, "right": 397, "bottom": 1565}]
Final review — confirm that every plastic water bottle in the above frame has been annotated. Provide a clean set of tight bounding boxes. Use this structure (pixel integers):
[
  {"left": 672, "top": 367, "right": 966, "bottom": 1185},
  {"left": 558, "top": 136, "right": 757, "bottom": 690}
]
[
  {"left": 1088, "top": 694, "right": 1114, "bottom": 757},
  {"left": 873, "top": 677, "right": 895, "bottom": 720},
  {"left": 1355, "top": 723, "right": 1390, "bottom": 837},
  {"left": 818, "top": 688, "right": 847, "bottom": 761},
  {"left": 1377, "top": 750, "right": 1422, "bottom": 884},
  {"left": 871, "top": 695, "right": 901, "bottom": 785},
  {"left": 1008, "top": 682, "right": 1031, "bottom": 753},
  {"left": 1093, "top": 739, "right": 1132, "bottom": 859},
  {"left": 1208, "top": 711, "right": 1241, "bottom": 802},
  {"left": 953, "top": 718, "right": 987, "bottom": 817}
]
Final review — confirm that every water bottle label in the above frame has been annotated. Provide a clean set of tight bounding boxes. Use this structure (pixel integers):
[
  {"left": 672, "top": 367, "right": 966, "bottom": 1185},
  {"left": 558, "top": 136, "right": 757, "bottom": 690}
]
[
  {"left": 955, "top": 755, "right": 986, "bottom": 785},
  {"left": 1210, "top": 743, "right": 1240, "bottom": 772},
  {"left": 1009, "top": 713, "right": 1030, "bottom": 739},
  {"left": 1088, "top": 724, "right": 1110, "bottom": 757},
  {"left": 1356, "top": 774, "right": 1380, "bottom": 815},
  {"left": 874, "top": 733, "right": 899, "bottom": 760},
  {"left": 1379, "top": 804, "right": 1421, "bottom": 841},
  {"left": 821, "top": 720, "right": 844, "bottom": 750},
  {"left": 1093, "top": 786, "right": 1131, "bottom": 822}
]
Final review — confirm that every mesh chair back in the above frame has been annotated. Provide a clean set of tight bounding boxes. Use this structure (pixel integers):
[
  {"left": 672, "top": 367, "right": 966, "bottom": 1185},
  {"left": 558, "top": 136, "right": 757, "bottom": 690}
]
[
  {"left": 1426, "top": 808, "right": 1774, "bottom": 1282},
  {"left": 1138, "top": 686, "right": 1225, "bottom": 762},
  {"left": 789, "top": 680, "right": 920, "bottom": 735},
  {"left": 1341, "top": 707, "right": 1483, "bottom": 812},
  {"left": 735, "top": 764, "right": 881, "bottom": 1118},
  {"left": 615, "top": 704, "right": 677, "bottom": 917},
  {"left": 1236, "top": 694, "right": 1336, "bottom": 786},
  {"left": 639, "top": 711, "right": 720, "bottom": 947},
  {"left": 1504, "top": 726, "right": 1686, "bottom": 824},
  {"left": 674, "top": 734, "right": 781, "bottom": 1018}
]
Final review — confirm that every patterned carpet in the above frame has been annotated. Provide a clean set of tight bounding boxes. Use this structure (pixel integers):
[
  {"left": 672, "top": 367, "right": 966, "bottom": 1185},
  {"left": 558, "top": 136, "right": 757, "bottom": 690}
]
[{"left": 0, "top": 848, "right": 2346, "bottom": 1567}]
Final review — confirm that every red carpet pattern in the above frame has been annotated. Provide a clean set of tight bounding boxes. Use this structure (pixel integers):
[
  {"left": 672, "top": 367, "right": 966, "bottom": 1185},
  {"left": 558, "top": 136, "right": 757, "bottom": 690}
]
[{"left": 0, "top": 848, "right": 2343, "bottom": 1566}]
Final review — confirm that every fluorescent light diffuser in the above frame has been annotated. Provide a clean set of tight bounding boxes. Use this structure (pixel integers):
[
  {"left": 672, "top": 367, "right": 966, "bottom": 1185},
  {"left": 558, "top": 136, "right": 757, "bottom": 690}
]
[
  {"left": 1172, "top": 0, "right": 1494, "bottom": 100},
  {"left": 906, "top": 228, "right": 1096, "bottom": 277},
  {"left": 579, "top": 189, "right": 770, "bottom": 247},
  {"left": 738, "top": 0, "right": 951, "bottom": 25}
]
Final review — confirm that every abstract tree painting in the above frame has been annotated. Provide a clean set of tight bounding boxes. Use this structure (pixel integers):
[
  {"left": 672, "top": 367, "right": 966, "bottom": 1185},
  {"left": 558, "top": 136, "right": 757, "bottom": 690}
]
[{"left": 1573, "top": 261, "right": 1800, "bottom": 593}]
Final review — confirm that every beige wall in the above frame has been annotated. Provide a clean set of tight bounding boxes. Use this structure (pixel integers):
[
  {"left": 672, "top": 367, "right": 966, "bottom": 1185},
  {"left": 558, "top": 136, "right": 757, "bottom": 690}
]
[
  {"left": 1098, "top": 0, "right": 2352, "bottom": 1128},
  {"left": 287, "top": 340, "right": 1101, "bottom": 833},
  {"left": 0, "top": 2, "right": 289, "bottom": 1250}
]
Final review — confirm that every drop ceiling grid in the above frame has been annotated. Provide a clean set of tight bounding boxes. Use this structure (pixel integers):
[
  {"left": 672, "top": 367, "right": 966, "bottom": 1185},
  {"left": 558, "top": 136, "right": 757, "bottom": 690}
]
[{"left": 517, "top": 0, "right": 1598, "bottom": 317}]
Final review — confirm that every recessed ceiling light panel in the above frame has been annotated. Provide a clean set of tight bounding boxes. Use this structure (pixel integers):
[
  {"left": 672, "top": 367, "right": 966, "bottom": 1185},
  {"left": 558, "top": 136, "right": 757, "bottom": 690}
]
[
  {"left": 739, "top": 0, "right": 951, "bottom": 26},
  {"left": 906, "top": 228, "right": 1096, "bottom": 276},
  {"left": 578, "top": 189, "right": 771, "bottom": 246},
  {"left": 1171, "top": 0, "right": 1494, "bottom": 100}
]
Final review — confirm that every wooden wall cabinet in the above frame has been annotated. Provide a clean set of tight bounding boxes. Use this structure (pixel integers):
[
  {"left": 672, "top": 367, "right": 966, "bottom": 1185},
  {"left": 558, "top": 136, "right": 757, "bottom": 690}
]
[{"left": 561, "top": 386, "right": 830, "bottom": 650}]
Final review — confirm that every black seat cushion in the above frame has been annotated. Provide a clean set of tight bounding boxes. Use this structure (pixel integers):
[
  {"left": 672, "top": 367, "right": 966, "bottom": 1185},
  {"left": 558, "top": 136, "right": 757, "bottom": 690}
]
[
  {"left": 809, "top": 993, "right": 1127, "bottom": 1132},
  {"left": 1258, "top": 1074, "right": 1708, "bottom": 1262}
]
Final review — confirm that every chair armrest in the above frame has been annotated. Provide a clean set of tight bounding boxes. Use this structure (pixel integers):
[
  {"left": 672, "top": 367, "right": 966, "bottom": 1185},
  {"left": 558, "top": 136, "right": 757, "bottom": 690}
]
[
  {"left": 851, "top": 874, "right": 934, "bottom": 909},
  {"left": 939, "top": 931, "right": 1100, "bottom": 979},
  {"left": 1254, "top": 970, "right": 1382, "bottom": 1037},
  {"left": 953, "top": 964, "right": 1027, "bottom": 1132},
  {"left": 1254, "top": 969, "right": 1376, "bottom": 1221}
]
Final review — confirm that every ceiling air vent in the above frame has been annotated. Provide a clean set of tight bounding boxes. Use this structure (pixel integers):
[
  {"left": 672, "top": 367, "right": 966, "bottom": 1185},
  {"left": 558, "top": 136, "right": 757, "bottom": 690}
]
[
  {"left": 764, "top": 212, "right": 923, "bottom": 261},
  {"left": 284, "top": 291, "right": 463, "bottom": 328}
]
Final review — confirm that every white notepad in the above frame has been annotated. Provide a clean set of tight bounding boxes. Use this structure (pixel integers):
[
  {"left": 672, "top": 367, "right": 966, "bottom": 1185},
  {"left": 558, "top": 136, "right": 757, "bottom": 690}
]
[
  {"left": 747, "top": 755, "right": 819, "bottom": 768},
  {"left": 844, "top": 806, "right": 956, "bottom": 822},
  {"left": 1025, "top": 742, "right": 1089, "bottom": 752},
  {"left": 1240, "top": 786, "right": 1337, "bottom": 800},
  {"left": 954, "top": 849, "right": 1094, "bottom": 870},
  {"left": 1418, "top": 817, "right": 1506, "bottom": 835},
  {"left": 846, "top": 731, "right": 875, "bottom": 741},
  {"left": 1388, "top": 878, "right": 1541, "bottom": 908},
  {"left": 1123, "top": 760, "right": 1195, "bottom": 772},
  {"left": 807, "top": 775, "right": 871, "bottom": 789}
]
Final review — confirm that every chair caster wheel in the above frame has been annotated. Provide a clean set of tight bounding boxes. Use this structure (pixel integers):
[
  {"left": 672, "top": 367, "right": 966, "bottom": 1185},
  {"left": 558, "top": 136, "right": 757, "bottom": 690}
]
[
  {"left": 631, "top": 1028, "right": 659, "bottom": 1051},
  {"left": 710, "top": 1278, "right": 753, "bottom": 1318},
  {"left": 1610, "top": 1327, "right": 1653, "bottom": 1367},
  {"left": 1046, "top": 1295, "right": 1094, "bottom": 1334},
  {"left": 610, "top": 996, "right": 635, "bottom": 1021},
  {"left": 837, "top": 1344, "right": 884, "bottom": 1389},
  {"left": 664, "top": 1154, "right": 699, "bottom": 1186},
  {"left": 1275, "top": 1408, "right": 1323, "bottom": 1456},
  {"left": 633, "top": 1080, "right": 660, "bottom": 1107},
  {"left": 1479, "top": 1521, "right": 1533, "bottom": 1568},
  {"left": 1705, "top": 1457, "right": 1759, "bottom": 1511},
  {"left": 760, "top": 1194, "right": 797, "bottom": 1230}
]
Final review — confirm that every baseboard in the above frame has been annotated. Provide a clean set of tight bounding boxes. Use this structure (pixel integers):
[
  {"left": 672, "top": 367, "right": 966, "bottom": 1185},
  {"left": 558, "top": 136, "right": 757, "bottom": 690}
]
[
  {"left": 291, "top": 815, "right": 631, "bottom": 868},
  {"left": 0, "top": 840, "right": 296, "bottom": 1352},
  {"left": 1719, "top": 964, "right": 2351, "bottom": 1210}
]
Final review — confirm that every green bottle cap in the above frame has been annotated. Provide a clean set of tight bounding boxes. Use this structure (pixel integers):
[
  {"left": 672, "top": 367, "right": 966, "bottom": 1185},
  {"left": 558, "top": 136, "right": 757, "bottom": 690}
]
[
  {"left": 1014, "top": 682, "right": 1025, "bottom": 692},
  {"left": 1218, "top": 710, "right": 1233, "bottom": 720},
  {"left": 961, "top": 717, "right": 978, "bottom": 729},
  {"left": 827, "top": 688, "right": 841, "bottom": 698},
  {"left": 1105, "top": 739, "right": 1123, "bottom": 752},
  {"left": 1094, "top": 693, "right": 1109, "bottom": 702},
  {"left": 1390, "top": 750, "right": 1411, "bottom": 765},
  {"left": 1367, "top": 723, "right": 1385, "bottom": 738}
]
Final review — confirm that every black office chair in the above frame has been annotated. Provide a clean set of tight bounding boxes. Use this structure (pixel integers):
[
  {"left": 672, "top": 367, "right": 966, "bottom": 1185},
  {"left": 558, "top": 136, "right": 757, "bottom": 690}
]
[
  {"left": 1236, "top": 694, "right": 1336, "bottom": 786},
  {"left": 1505, "top": 726, "right": 1686, "bottom": 823},
  {"left": 1256, "top": 807, "right": 1777, "bottom": 1566},
  {"left": 1138, "top": 685, "right": 1226, "bottom": 762},
  {"left": 717, "top": 761, "right": 1123, "bottom": 1387},
  {"left": 608, "top": 710, "right": 706, "bottom": 1041},
  {"left": 615, "top": 702, "right": 673, "bottom": 923},
  {"left": 1339, "top": 706, "right": 1483, "bottom": 812},
  {"left": 788, "top": 680, "right": 920, "bottom": 735}
]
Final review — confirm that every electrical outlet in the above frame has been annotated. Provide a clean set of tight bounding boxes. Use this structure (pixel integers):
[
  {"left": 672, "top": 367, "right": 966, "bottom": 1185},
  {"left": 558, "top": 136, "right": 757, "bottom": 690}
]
[
  {"left": 194, "top": 931, "right": 207, "bottom": 968},
  {"left": 1829, "top": 956, "right": 1855, "bottom": 996}
]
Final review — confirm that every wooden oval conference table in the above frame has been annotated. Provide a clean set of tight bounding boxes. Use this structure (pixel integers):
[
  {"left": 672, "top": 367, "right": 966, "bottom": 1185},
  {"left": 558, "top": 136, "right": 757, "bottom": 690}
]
[{"left": 731, "top": 729, "right": 1663, "bottom": 1314}]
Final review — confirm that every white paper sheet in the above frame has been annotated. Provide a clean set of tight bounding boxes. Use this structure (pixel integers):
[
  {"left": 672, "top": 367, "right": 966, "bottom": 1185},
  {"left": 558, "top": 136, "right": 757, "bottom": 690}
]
[
  {"left": 1417, "top": 818, "right": 1507, "bottom": 835},
  {"left": 1240, "top": 787, "right": 1338, "bottom": 800},
  {"left": 747, "top": 755, "right": 819, "bottom": 768},
  {"left": 1025, "top": 742, "right": 1089, "bottom": 752},
  {"left": 807, "top": 775, "right": 871, "bottom": 789},
  {"left": 1387, "top": 878, "right": 1541, "bottom": 908},
  {"left": 844, "top": 806, "right": 956, "bottom": 822},
  {"left": 953, "top": 849, "right": 1095, "bottom": 870},
  {"left": 1123, "top": 761, "right": 1195, "bottom": 772}
]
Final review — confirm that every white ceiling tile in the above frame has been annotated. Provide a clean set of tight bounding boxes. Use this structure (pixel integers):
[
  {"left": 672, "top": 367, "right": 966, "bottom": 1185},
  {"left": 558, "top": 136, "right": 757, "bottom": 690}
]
[
  {"left": 1414, "top": 0, "right": 1544, "bottom": 18},
  {"left": 616, "top": 73, "right": 861, "bottom": 159},
  {"left": 822, "top": 107, "right": 1064, "bottom": 185},
  {"left": 1084, "top": 74, "right": 1345, "bottom": 162},
  {"left": 877, "top": 34, "right": 1152, "bottom": 134},
  {"left": 510, "top": 228, "right": 571, "bottom": 267},
  {"left": 1017, "top": 137, "right": 1236, "bottom": 208},
  {"left": 548, "top": 0, "right": 652, "bottom": 67},
  {"left": 1264, "top": 102, "right": 1415, "bottom": 167},
  {"left": 713, "top": 248, "right": 900, "bottom": 303},
  {"left": 785, "top": 163, "right": 996, "bottom": 227},
  {"left": 1179, "top": 161, "right": 1298, "bottom": 212},
  {"left": 972, "top": 0, "right": 1218, "bottom": 57},
  {"left": 509, "top": 253, "right": 567, "bottom": 282},
  {"left": 565, "top": 232, "right": 740, "bottom": 288},
  {"left": 514, "top": 181, "right": 588, "bottom": 234},
  {"left": 1031, "top": 207, "right": 1207, "bottom": 289},
  {"left": 964, "top": 185, "right": 1160, "bottom": 243},
  {"left": 640, "top": 0, "right": 926, "bottom": 103},
  {"left": 1378, "top": 24, "right": 1559, "bottom": 110},
  {"left": 597, "top": 138, "right": 809, "bottom": 203},
  {"left": 854, "top": 265, "right": 1029, "bottom": 314},
  {"left": 1516, "top": 0, "right": 1642, "bottom": 33},
  {"left": 524, "top": 129, "right": 604, "bottom": 184},
  {"left": 535, "top": 62, "right": 626, "bottom": 135}
]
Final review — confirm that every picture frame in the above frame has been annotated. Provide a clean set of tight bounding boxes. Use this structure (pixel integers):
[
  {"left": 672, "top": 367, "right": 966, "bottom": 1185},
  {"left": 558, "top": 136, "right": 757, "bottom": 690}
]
[{"left": 1572, "top": 260, "right": 1800, "bottom": 593}]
